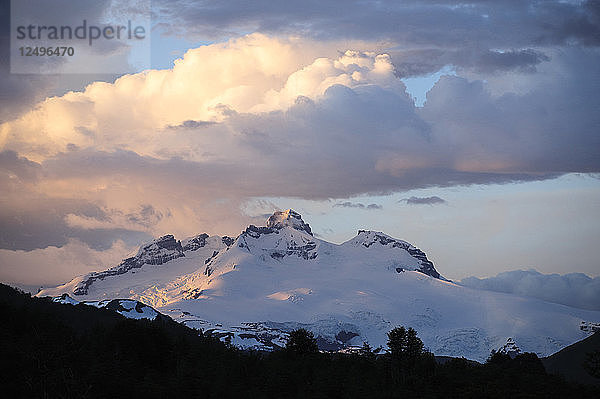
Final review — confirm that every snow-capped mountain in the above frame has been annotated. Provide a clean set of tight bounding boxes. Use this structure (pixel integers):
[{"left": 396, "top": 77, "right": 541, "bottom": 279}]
[{"left": 39, "top": 210, "right": 600, "bottom": 361}]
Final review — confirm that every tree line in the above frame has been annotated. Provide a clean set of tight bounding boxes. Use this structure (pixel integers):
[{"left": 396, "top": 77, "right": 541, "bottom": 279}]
[{"left": 1, "top": 283, "right": 598, "bottom": 398}]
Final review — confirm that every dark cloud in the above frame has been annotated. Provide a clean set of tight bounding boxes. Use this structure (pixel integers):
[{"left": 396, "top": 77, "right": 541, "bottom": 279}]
[
  {"left": 154, "top": 0, "right": 599, "bottom": 75},
  {"left": 42, "top": 149, "right": 555, "bottom": 200},
  {"left": 155, "top": 1, "right": 590, "bottom": 44},
  {"left": 419, "top": 52, "right": 600, "bottom": 174},
  {"left": 401, "top": 196, "right": 447, "bottom": 206},
  {"left": 474, "top": 49, "right": 551, "bottom": 74},
  {"left": 460, "top": 269, "right": 600, "bottom": 311},
  {"left": 0, "top": 150, "right": 41, "bottom": 182},
  {"left": 0, "top": 150, "right": 157, "bottom": 250},
  {"left": 0, "top": 0, "right": 52, "bottom": 122},
  {"left": 334, "top": 202, "right": 382, "bottom": 210},
  {"left": 533, "top": 0, "right": 600, "bottom": 46},
  {"left": 390, "top": 48, "right": 551, "bottom": 78},
  {"left": 0, "top": 195, "right": 150, "bottom": 251},
  {"left": 334, "top": 202, "right": 364, "bottom": 209},
  {"left": 0, "top": 0, "right": 124, "bottom": 123}
]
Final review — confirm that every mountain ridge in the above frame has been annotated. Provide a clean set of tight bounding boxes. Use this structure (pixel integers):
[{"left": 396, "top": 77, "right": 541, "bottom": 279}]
[{"left": 37, "top": 210, "right": 600, "bottom": 361}]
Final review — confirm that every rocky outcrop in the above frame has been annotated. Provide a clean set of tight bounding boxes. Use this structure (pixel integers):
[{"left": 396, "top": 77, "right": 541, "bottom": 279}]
[
  {"left": 407, "top": 247, "right": 440, "bottom": 279},
  {"left": 580, "top": 321, "right": 600, "bottom": 333},
  {"left": 222, "top": 236, "right": 235, "bottom": 246},
  {"left": 183, "top": 233, "right": 209, "bottom": 251},
  {"left": 242, "top": 225, "right": 277, "bottom": 239},
  {"left": 281, "top": 240, "right": 318, "bottom": 260}
]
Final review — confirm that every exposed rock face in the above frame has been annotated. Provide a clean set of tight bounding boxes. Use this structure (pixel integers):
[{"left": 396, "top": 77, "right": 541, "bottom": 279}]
[
  {"left": 242, "top": 225, "right": 277, "bottom": 240},
  {"left": 183, "top": 233, "right": 209, "bottom": 251},
  {"left": 266, "top": 209, "right": 313, "bottom": 236},
  {"left": 184, "top": 234, "right": 233, "bottom": 251},
  {"left": 407, "top": 248, "right": 439, "bottom": 279},
  {"left": 354, "top": 230, "right": 440, "bottom": 279},
  {"left": 222, "top": 236, "right": 235, "bottom": 246},
  {"left": 73, "top": 235, "right": 185, "bottom": 295},
  {"left": 270, "top": 240, "right": 318, "bottom": 260},
  {"left": 580, "top": 321, "right": 600, "bottom": 333},
  {"left": 203, "top": 250, "right": 221, "bottom": 277}
]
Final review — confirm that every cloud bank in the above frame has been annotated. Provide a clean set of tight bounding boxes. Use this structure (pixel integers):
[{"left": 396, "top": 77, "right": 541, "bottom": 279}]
[
  {"left": 460, "top": 270, "right": 600, "bottom": 311},
  {"left": 154, "top": 0, "right": 600, "bottom": 76}
]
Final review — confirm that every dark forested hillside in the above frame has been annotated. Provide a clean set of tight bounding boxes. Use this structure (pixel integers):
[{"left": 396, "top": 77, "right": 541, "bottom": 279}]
[
  {"left": 1, "top": 283, "right": 598, "bottom": 398},
  {"left": 543, "top": 330, "right": 600, "bottom": 386}
]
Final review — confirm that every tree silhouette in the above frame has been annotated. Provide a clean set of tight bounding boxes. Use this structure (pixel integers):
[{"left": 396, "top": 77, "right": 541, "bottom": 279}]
[
  {"left": 359, "top": 341, "right": 376, "bottom": 360},
  {"left": 584, "top": 350, "right": 600, "bottom": 379},
  {"left": 285, "top": 328, "right": 319, "bottom": 355},
  {"left": 387, "top": 326, "right": 426, "bottom": 383},
  {"left": 406, "top": 327, "right": 424, "bottom": 363},
  {"left": 387, "top": 326, "right": 408, "bottom": 358},
  {"left": 486, "top": 349, "right": 512, "bottom": 365},
  {"left": 387, "top": 326, "right": 424, "bottom": 363}
]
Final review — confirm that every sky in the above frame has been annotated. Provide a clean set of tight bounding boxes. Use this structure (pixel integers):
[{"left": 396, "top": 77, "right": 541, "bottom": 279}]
[{"left": 0, "top": 0, "right": 599, "bottom": 291}]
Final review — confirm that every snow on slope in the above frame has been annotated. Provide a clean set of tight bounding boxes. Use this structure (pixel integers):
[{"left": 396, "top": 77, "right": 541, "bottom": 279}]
[
  {"left": 39, "top": 210, "right": 600, "bottom": 361},
  {"left": 53, "top": 294, "right": 161, "bottom": 320},
  {"left": 40, "top": 234, "right": 232, "bottom": 307}
]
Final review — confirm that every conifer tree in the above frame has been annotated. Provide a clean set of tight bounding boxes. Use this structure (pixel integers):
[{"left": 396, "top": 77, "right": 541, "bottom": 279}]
[{"left": 285, "top": 328, "right": 319, "bottom": 354}]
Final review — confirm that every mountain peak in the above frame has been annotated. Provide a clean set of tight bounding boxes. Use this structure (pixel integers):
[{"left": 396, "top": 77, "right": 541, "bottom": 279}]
[
  {"left": 347, "top": 230, "right": 441, "bottom": 279},
  {"left": 266, "top": 209, "right": 313, "bottom": 236}
]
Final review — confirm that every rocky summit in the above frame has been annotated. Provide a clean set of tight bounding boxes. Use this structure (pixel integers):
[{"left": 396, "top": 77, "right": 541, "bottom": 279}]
[{"left": 266, "top": 209, "right": 314, "bottom": 236}]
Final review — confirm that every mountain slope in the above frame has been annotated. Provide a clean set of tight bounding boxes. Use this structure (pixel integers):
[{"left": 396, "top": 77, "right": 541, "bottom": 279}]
[
  {"left": 543, "top": 331, "right": 600, "bottom": 386},
  {"left": 39, "top": 210, "right": 600, "bottom": 361},
  {"left": 40, "top": 233, "right": 231, "bottom": 305}
]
